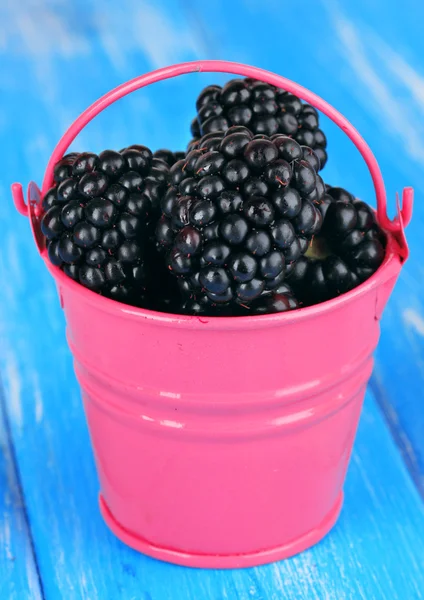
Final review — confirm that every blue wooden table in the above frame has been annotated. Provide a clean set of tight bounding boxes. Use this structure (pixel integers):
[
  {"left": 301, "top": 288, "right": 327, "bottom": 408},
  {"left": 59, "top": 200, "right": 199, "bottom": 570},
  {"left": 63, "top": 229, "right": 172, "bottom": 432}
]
[{"left": 1, "top": 1, "right": 424, "bottom": 598}]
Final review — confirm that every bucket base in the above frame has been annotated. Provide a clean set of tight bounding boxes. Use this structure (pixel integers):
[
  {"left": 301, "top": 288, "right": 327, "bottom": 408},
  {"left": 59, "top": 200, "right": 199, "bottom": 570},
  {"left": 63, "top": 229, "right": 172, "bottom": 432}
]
[{"left": 99, "top": 492, "right": 343, "bottom": 569}]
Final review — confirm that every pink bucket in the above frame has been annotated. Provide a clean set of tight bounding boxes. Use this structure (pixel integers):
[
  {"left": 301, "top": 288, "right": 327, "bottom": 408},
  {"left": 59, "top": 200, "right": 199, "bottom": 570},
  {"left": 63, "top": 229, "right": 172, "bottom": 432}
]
[{"left": 12, "top": 61, "right": 413, "bottom": 569}]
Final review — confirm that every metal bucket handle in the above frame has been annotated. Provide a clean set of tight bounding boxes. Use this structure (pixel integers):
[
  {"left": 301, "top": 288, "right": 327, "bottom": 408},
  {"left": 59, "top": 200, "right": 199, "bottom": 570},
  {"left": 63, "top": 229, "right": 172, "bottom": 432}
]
[{"left": 12, "top": 59, "right": 413, "bottom": 256}]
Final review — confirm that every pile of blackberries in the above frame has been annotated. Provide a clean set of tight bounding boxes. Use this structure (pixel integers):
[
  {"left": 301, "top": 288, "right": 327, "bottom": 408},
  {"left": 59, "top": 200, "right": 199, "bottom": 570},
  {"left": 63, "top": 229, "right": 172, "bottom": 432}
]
[{"left": 41, "top": 80, "right": 385, "bottom": 316}]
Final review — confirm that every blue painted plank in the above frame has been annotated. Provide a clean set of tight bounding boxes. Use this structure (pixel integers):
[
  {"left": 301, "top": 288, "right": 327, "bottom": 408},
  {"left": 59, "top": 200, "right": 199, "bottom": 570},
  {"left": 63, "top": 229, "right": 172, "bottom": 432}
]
[
  {"left": 0, "top": 391, "right": 43, "bottom": 600},
  {"left": 1, "top": 0, "right": 424, "bottom": 598},
  {"left": 183, "top": 0, "right": 424, "bottom": 490}
]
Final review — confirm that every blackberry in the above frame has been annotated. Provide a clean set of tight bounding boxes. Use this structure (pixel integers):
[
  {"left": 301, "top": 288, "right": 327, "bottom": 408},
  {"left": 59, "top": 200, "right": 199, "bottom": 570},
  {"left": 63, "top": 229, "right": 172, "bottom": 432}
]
[
  {"left": 323, "top": 187, "right": 385, "bottom": 280},
  {"left": 190, "top": 78, "right": 328, "bottom": 169},
  {"left": 41, "top": 146, "right": 170, "bottom": 304},
  {"left": 153, "top": 149, "right": 185, "bottom": 167},
  {"left": 289, "top": 254, "right": 360, "bottom": 305},
  {"left": 180, "top": 295, "right": 234, "bottom": 317},
  {"left": 156, "top": 129, "right": 323, "bottom": 314},
  {"left": 238, "top": 282, "right": 299, "bottom": 315},
  {"left": 289, "top": 186, "right": 385, "bottom": 304},
  {"left": 180, "top": 282, "right": 299, "bottom": 316}
]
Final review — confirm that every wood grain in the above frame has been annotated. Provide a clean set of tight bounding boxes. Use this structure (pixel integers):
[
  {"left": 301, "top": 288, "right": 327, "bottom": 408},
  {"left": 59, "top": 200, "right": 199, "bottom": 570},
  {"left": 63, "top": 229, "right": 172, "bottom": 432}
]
[
  {"left": 1, "top": 0, "right": 424, "bottom": 597},
  {"left": 0, "top": 392, "right": 42, "bottom": 600}
]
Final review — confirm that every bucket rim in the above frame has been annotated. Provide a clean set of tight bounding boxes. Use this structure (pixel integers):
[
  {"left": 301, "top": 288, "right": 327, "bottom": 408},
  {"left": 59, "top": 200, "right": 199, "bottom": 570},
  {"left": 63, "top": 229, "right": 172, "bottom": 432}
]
[{"left": 45, "top": 232, "right": 401, "bottom": 330}]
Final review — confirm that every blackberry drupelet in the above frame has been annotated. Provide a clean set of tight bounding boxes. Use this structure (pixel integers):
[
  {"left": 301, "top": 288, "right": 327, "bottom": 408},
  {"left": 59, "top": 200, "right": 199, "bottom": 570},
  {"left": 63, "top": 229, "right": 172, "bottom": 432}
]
[
  {"left": 189, "top": 78, "right": 328, "bottom": 169},
  {"left": 156, "top": 128, "right": 322, "bottom": 314},
  {"left": 41, "top": 146, "right": 170, "bottom": 305},
  {"left": 289, "top": 186, "right": 386, "bottom": 304}
]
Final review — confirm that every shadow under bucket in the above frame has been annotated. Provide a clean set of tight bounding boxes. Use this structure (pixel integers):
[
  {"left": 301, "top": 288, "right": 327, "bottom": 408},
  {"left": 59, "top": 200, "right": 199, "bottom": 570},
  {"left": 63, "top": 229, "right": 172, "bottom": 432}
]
[{"left": 12, "top": 60, "right": 413, "bottom": 569}]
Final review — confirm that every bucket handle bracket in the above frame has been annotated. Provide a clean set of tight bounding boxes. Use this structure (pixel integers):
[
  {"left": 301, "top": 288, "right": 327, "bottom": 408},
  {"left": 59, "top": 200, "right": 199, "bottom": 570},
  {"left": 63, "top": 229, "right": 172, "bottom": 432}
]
[{"left": 12, "top": 181, "right": 45, "bottom": 254}]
